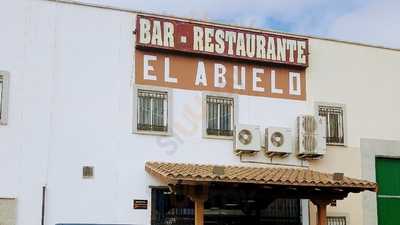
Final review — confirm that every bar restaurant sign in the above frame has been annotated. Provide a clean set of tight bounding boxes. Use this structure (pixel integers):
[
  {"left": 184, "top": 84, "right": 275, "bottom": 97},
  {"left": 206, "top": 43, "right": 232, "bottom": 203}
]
[{"left": 135, "top": 15, "right": 309, "bottom": 100}]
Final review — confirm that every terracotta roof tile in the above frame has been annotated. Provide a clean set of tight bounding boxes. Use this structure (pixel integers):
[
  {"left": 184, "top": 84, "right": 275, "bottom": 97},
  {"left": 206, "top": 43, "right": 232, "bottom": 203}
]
[{"left": 145, "top": 161, "right": 377, "bottom": 192}]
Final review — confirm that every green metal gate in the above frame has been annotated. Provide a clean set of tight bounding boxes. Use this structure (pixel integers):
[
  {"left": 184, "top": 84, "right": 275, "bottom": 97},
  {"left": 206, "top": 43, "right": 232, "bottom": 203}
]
[{"left": 376, "top": 158, "right": 400, "bottom": 225}]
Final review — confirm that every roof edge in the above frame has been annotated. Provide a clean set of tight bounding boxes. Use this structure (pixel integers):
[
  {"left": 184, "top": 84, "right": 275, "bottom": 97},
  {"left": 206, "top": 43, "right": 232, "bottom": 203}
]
[
  {"left": 44, "top": 0, "right": 400, "bottom": 52},
  {"left": 145, "top": 161, "right": 377, "bottom": 192}
]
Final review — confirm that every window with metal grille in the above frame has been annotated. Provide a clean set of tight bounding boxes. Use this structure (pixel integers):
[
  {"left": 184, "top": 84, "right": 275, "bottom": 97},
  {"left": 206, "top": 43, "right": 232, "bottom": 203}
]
[
  {"left": 137, "top": 89, "right": 168, "bottom": 133},
  {"left": 318, "top": 104, "right": 346, "bottom": 145},
  {"left": 327, "top": 216, "right": 347, "bottom": 225},
  {"left": 82, "top": 166, "right": 94, "bottom": 179},
  {"left": 206, "top": 96, "right": 234, "bottom": 137}
]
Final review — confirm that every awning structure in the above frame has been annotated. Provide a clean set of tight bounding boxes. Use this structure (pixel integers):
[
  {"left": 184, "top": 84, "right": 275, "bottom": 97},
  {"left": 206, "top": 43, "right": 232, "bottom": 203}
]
[
  {"left": 145, "top": 161, "right": 377, "bottom": 225},
  {"left": 145, "top": 161, "right": 376, "bottom": 191}
]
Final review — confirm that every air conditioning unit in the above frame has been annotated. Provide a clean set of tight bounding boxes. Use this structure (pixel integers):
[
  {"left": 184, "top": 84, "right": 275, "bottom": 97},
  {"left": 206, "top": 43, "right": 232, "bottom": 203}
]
[
  {"left": 265, "top": 127, "right": 293, "bottom": 157},
  {"left": 297, "top": 115, "right": 326, "bottom": 159},
  {"left": 234, "top": 124, "right": 261, "bottom": 154}
]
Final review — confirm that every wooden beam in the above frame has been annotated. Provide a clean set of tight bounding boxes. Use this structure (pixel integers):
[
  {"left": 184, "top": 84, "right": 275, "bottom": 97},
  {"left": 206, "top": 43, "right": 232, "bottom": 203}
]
[{"left": 209, "top": 184, "right": 349, "bottom": 200}]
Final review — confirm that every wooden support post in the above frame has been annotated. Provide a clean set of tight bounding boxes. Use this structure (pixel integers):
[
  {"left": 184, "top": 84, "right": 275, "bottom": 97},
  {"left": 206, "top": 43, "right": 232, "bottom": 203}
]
[
  {"left": 311, "top": 200, "right": 331, "bottom": 225},
  {"left": 317, "top": 202, "right": 327, "bottom": 225},
  {"left": 185, "top": 185, "right": 209, "bottom": 225},
  {"left": 194, "top": 198, "right": 205, "bottom": 225}
]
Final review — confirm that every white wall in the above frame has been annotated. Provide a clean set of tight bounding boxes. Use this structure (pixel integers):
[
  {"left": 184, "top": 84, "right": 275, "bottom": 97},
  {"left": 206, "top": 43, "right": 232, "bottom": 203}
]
[
  {"left": 307, "top": 38, "right": 400, "bottom": 146},
  {"left": 306, "top": 38, "right": 400, "bottom": 225},
  {"left": 0, "top": 0, "right": 136, "bottom": 224},
  {"left": 0, "top": 1, "right": 400, "bottom": 225},
  {"left": 0, "top": 1, "right": 308, "bottom": 224},
  {"left": 0, "top": 0, "right": 56, "bottom": 224}
]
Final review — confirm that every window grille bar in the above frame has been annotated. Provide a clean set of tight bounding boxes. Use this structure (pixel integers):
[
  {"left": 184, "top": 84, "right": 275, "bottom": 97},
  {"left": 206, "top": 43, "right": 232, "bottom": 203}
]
[
  {"left": 214, "top": 102, "right": 218, "bottom": 130},
  {"left": 0, "top": 79, "right": 3, "bottom": 116},
  {"left": 138, "top": 89, "right": 167, "bottom": 99},
  {"left": 327, "top": 216, "right": 346, "bottom": 225}
]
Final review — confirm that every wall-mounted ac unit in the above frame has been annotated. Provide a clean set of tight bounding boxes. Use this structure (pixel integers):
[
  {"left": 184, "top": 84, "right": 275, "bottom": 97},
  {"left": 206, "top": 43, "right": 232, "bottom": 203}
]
[
  {"left": 297, "top": 115, "right": 326, "bottom": 159},
  {"left": 234, "top": 124, "right": 261, "bottom": 154},
  {"left": 265, "top": 127, "right": 293, "bottom": 157}
]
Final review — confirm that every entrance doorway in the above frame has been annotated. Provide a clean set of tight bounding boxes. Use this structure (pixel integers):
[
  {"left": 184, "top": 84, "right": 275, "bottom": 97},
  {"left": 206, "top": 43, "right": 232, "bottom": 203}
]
[
  {"left": 151, "top": 188, "right": 302, "bottom": 225},
  {"left": 376, "top": 157, "right": 400, "bottom": 225}
]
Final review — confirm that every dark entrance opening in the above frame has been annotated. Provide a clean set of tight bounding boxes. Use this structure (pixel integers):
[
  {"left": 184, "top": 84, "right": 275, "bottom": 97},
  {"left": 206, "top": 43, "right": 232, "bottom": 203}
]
[{"left": 151, "top": 188, "right": 301, "bottom": 225}]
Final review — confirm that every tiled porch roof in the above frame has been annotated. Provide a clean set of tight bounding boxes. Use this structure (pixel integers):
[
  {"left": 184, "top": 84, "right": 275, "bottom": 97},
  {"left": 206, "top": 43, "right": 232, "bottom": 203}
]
[{"left": 145, "top": 161, "right": 377, "bottom": 192}]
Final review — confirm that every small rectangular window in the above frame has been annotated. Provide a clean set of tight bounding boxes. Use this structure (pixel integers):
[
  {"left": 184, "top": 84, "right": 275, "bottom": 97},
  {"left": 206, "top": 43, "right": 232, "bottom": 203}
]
[
  {"left": 327, "top": 216, "right": 347, "bottom": 225},
  {"left": 136, "top": 89, "right": 169, "bottom": 133},
  {"left": 317, "top": 103, "right": 346, "bottom": 145},
  {"left": 205, "top": 95, "right": 234, "bottom": 137},
  {"left": 0, "top": 71, "right": 9, "bottom": 125},
  {"left": 82, "top": 166, "right": 94, "bottom": 179}
]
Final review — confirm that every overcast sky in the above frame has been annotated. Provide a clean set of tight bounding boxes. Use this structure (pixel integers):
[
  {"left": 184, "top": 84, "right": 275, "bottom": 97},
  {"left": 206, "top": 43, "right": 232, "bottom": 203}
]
[{"left": 79, "top": 0, "right": 399, "bottom": 49}]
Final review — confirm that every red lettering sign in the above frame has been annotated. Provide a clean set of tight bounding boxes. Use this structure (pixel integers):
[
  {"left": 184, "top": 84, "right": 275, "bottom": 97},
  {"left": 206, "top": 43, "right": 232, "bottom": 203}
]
[{"left": 136, "top": 15, "right": 309, "bottom": 67}]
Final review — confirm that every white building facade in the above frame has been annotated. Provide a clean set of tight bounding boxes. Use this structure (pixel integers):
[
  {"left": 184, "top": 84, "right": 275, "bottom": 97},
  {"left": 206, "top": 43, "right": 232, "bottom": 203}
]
[{"left": 0, "top": 1, "right": 399, "bottom": 225}]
